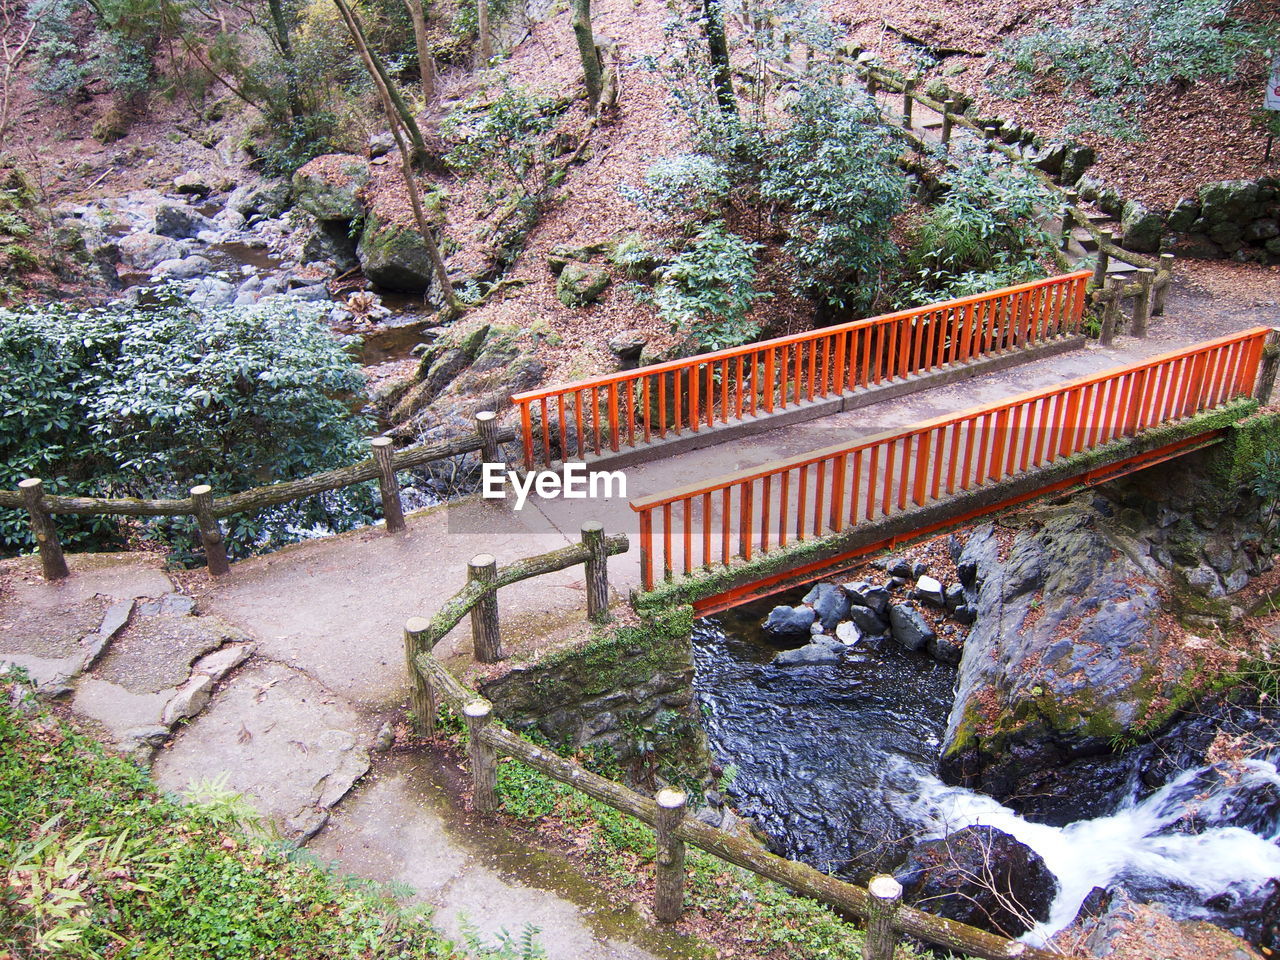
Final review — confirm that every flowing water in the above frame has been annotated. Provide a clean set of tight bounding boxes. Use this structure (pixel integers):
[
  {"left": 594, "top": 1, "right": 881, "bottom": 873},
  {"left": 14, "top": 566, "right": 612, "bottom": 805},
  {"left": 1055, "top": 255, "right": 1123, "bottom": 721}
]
[{"left": 693, "top": 593, "right": 1280, "bottom": 945}]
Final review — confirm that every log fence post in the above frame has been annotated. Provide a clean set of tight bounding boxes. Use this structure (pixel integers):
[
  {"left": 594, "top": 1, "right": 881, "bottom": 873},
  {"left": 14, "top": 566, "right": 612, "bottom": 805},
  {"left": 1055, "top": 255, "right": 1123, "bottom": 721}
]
[
  {"left": 1256, "top": 329, "right": 1280, "bottom": 404},
  {"left": 18, "top": 479, "right": 68, "bottom": 581},
  {"left": 371, "top": 437, "right": 405, "bottom": 533},
  {"left": 1131, "top": 268, "right": 1155, "bottom": 338},
  {"left": 468, "top": 553, "right": 504, "bottom": 662},
  {"left": 1099, "top": 277, "right": 1122, "bottom": 347},
  {"left": 983, "top": 124, "right": 997, "bottom": 151},
  {"left": 940, "top": 99, "right": 955, "bottom": 148},
  {"left": 901, "top": 79, "right": 914, "bottom": 129},
  {"left": 1152, "top": 253, "right": 1175, "bottom": 316},
  {"left": 404, "top": 616, "right": 436, "bottom": 736},
  {"left": 475, "top": 410, "right": 502, "bottom": 465},
  {"left": 1091, "top": 229, "right": 1113, "bottom": 289},
  {"left": 190, "top": 484, "right": 230, "bottom": 577},
  {"left": 653, "top": 788, "right": 687, "bottom": 922},
  {"left": 1060, "top": 191, "right": 1077, "bottom": 252},
  {"left": 581, "top": 521, "right": 610, "bottom": 624},
  {"left": 463, "top": 699, "right": 498, "bottom": 816},
  {"left": 864, "top": 874, "right": 904, "bottom": 960}
]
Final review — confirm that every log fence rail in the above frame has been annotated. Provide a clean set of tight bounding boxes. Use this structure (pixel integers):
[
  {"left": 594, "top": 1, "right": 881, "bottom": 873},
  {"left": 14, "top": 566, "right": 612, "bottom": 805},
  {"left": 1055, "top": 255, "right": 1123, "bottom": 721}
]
[
  {"left": 1, "top": 414, "right": 515, "bottom": 582},
  {"left": 405, "top": 539, "right": 1058, "bottom": 960}
]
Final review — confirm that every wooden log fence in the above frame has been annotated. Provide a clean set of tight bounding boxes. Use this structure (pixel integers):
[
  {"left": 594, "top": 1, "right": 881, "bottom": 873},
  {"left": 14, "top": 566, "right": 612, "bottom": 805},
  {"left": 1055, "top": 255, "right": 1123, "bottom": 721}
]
[
  {"left": 629, "top": 328, "right": 1273, "bottom": 589},
  {"left": 0, "top": 413, "right": 516, "bottom": 582},
  {"left": 409, "top": 612, "right": 1058, "bottom": 960},
  {"left": 401, "top": 522, "right": 628, "bottom": 734},
  {"left": 513, "top": 272, "right": 1090, "bottom": 469}
]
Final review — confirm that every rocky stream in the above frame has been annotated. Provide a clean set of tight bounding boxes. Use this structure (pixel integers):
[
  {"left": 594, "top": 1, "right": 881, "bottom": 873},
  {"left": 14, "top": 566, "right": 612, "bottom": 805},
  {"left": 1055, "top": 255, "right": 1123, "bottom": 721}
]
[{"left": 692, "top": 467, "right": 1280, "bottom": 953}]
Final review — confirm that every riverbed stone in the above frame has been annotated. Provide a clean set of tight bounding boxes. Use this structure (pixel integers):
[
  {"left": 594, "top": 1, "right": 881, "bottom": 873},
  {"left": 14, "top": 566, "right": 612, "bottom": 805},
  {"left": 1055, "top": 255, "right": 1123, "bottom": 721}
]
[
  {"left": 845, "top": 605, "right": 888, "bottom": 638},
  {"left": 803, "top": 582, "right": 851, "bottom": 631},
  {"left": 774, "top": 638, "right": 842, "bottom": 667},
  {"left": 357, "top": 213, "right": 437, "bottom": 293},
  {"left": 302, "top": 220, "right": 359, "bottom": 272},
  {"left": 846, "top": 582, "right": 890, "bottom": 616},
  {"left": 152, "top": 255, "right": 213, "bottom": 280},
  {"left": 292, "top": 154, "right": 370, "bottom": 222},
  {"left": 834, "top": 621, "right": 862, "bottom": 645},
  {"left": 888, "top": 603, "right": 934, "bottom": 652},
  {"left": 897, "top": 825, "right": 1057, "bottom": 937},
  {"left": 153, "top": 202, "right": 215, "bottom": 239},
  {"left": 915, "top": 575, "right": 945, "bottom": 608},
  {"left": 118, "top": 231, "right": 182, "bottom": 269},
  {"left": 763, "top": 605, "right": 817, "bottom": 640}
]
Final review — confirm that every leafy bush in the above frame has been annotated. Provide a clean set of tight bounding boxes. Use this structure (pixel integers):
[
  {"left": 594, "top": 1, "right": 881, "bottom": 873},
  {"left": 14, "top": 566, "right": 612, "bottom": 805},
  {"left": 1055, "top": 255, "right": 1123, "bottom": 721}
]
[
  {"left": 761, "top": 84, "right": 906, "bottom": 312},
  {"left": 1003, "top": 0, "right": 1275, "bottom": 134},
  {"left": 622, "top": 152, "right": 731, "bottom": 229},
  {"left": 0, "top": 672, "right": 455, "bottom": 958},
  {"left": 897, "top": 147, "right": 1060, "bottom": 305},
  {"left": 0, "top": 293, "right": 376, "bottom": 563},
  {"left": 442, "top": 80, "right": 562, "bottom": 204},
  {"left": 652, "top": 220, "right": 765, "bottom": 350}
]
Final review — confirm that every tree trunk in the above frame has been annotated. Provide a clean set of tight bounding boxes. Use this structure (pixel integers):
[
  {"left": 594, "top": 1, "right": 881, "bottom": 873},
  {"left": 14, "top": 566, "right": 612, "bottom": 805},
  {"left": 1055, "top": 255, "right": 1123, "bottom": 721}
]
[
  {"left": 332, "top": 0, "right": 429, "bottom": 161},
  {"left": 266, "top": 0, "right": 303, "bottom": 119},
  {"left": 403, "top": 0, "right": 436, "bottom": 101},
  {"left": 702, "top": 0, "right": 735, "bottom": 115},
  {"left": 571, "top": 0, "right": 601, "bottom": 113},
  {"left": 332, "top": 0, "right": 459, "bottom": 310},
  {"left": 478, "top": 0, "right": 491, "bottom": 62}
]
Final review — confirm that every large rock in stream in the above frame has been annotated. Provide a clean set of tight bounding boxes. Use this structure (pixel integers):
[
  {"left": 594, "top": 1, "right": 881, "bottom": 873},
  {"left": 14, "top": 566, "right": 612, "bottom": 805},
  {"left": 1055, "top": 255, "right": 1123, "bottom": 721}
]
[
  {"left": 939, "top": 505, "right": 1220, "bottom": 823},
  {"left": 357, "top": 212, "right": 440, "bottom": 293},
  {"left": 292, "top": 154, "right": 370, "bottom": 222},
  {"left": 897, "top": 825, "right": 1058, "bottom": 938}
]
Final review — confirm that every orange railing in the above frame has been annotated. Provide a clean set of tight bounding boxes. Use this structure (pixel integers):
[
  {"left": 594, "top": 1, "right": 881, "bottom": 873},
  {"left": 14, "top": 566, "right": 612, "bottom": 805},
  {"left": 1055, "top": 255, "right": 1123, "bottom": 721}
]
[
  {"left": 629, "top": 327, "right": 1271, "bottom": 590},
  {"left": 513, "top": 271, "right": 1092, "bottom": 468}
]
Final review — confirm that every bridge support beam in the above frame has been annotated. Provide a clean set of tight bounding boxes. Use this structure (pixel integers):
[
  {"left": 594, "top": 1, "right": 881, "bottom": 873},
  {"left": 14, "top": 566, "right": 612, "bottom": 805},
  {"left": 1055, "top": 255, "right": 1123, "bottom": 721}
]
[{"left": 1257, "top": 330, "right": 1280, "bottom": 405}]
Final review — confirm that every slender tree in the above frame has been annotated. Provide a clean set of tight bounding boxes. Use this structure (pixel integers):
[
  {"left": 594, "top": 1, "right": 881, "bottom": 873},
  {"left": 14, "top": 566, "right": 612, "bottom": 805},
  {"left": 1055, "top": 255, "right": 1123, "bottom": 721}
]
[
  {"left": 332, "top": 0, "right": 458, "bottom": 310},
  {"left": 265, "top": 0, "right": 303, "bottom": 119},
  {"left": 332, "top": 0, "right": 429, "bottom": 160},
  {"left": 477, "top": 0, "right": 490, "bottom": 61},
  {"left": 571, "top": 0, "right": 601, "bottom": 113},
  {"left": 702, "top": 0, "right": 735, "bottom": 115},
  {"left": 403, "top": 0, "right": 436, "bottom": 101}
]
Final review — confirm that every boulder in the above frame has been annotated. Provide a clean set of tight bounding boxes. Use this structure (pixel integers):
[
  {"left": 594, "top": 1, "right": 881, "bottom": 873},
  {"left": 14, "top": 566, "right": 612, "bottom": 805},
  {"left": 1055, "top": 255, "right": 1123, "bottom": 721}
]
[
  {"left": 1060, "top": 144, "right": 1096, "bottom": 185},
  {"left": 557, "top": 262, "right": 610, "bottom": 307},
  {"left": 151, "top": 255, "right": 213, "bottom": 280},
  {"left": 803, "top": 582, "right": 851, "bottom": 631},
  {"left": 929, "top": 631, "right": 964, "bottom": 665},
  {"left": 1244, "top": 218, "right": 1280, "bottom": 243},
  {"left": 835, "top": 621, "right": 862, "bottom": 645},
  {"left": 357, "top": 213, "right": 436, "bottom": 293},
  {"left": 1120, "top": 200, "right": 1163, "bottom": 254},
  {"left": 915, "top": 575, "right": 946, "bottom": 608},
  {"left": 367, "top": 132, "right": 395, "bottom": 158},
  {"left": 775, "top": 638, "right": 842, "bottom": 667},
  {"left": 173, "top": 172, "right": 211, "bottom": 198},
  {"left": 228, "top": 180, "right": 291, "bottom": 218},
  {"left": 1165, "top": 197, "right": 1201, "bottom": 233},
  {"left": 845, "top": 582, "right": 890, "bottom": 617},
  {"left": 292, "top": 154, "right": 370, "bottom": 222},
  {"left": 153, "top": 202, "right": 215, "bottom": 239},
  {"left": 763, "top": 605, "right": 817, "bottom": 641},
  {"left": 302, "top": 220, "right": 359, "bottom": 272},
  {"left": 607, "top": 329, "right": 648, "bottom": 367},
  {"left": 118, "top": 231, "right": 181, "bottom": 270},
  {"left": 888, "top": 603, "right": 934, "bottom": 652},
  {"left": 897, "top": 825, "right": 1058, "bottom": 937},
  {"left": 939, "top": 508, "right": 1223, "bottom": 820},
  {"left": 845, "top": 605, "right": 888, "bottom": 637},
  {"left": 1198, "top": 180, "right": 1261, "bottom": 225},
  {"left": 187, "top": 278, "right": 236, "bottom": 308}
]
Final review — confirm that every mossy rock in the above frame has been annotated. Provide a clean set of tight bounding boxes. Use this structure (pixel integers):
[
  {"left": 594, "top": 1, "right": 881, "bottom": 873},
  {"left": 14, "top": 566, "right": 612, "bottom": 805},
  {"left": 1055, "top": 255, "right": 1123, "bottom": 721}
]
[
  {"left": 1198, "top": 179, "right": 1262, "bottom": 225},
  {"left": 292, "top": 154, "right": 370, "bottom": 222},
  {"left": 1120, "top": 200, "right": 1164, "bottom": 254},
  {"left": 556, "top": 262, "right": 610, "bottom": 307},
  {"left": 547, "top": 240, "right": 614, "bottom": 276},
  {"left": 357, "top": 212, "right": 435, "bottom": 293}
]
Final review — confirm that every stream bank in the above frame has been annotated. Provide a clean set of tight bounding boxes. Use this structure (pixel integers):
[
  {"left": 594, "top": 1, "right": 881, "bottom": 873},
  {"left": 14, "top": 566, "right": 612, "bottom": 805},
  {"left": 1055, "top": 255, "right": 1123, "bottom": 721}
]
[{"left": 689, "top": 436, "right": 1280, "bottom": 953}]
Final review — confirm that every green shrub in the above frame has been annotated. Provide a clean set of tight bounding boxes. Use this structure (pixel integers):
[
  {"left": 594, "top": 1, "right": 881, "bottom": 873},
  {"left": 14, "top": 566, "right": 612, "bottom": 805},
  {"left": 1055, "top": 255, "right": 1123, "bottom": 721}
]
[
  {"left": 761, "top": 84, "right": 906, "bottom": 312},
  {"left": 442, "top": 80, "right": 562, "bottom": 204},
  {"left": 622, "top": 152, "right": 731, "bottom": 229},
  {"left": 652, "top": 221, "right": 765, "bottom": 350},
  {"left": 897, "top": 147, "right": 1060, "bottom": 305},
  {"left": 0, "top": 672, "right": 456, "bottom": 959},
  {"left": 0, "top": 293, "right": 376, "bottom": 563},
  {"left": 1003, "top": 0, "right": 1275, "bottom": 134}
]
